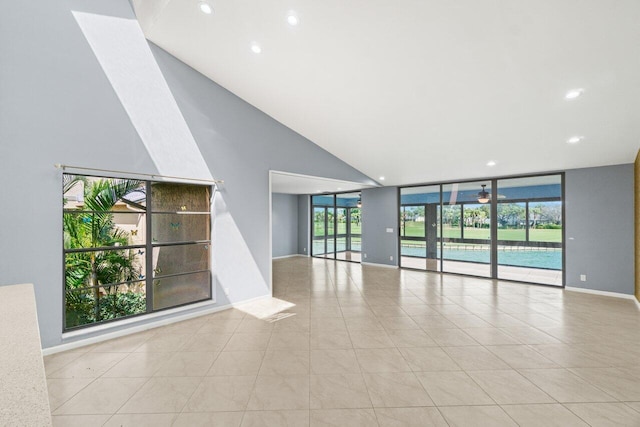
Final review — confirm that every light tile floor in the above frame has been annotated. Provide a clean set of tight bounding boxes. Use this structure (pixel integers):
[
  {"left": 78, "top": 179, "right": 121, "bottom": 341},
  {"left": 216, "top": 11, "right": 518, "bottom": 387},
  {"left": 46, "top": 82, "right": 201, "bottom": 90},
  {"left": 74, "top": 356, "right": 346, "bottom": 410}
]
[{"left": 46, "top": 257, "right": 640, "bottom": 426}]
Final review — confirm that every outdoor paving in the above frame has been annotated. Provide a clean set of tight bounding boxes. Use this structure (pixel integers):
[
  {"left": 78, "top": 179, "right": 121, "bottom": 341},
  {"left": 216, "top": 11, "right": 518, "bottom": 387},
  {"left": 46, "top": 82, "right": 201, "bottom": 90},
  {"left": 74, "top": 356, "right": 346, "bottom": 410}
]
[{"left": 401, "top": 257, "right": 562, "bottom": 286}]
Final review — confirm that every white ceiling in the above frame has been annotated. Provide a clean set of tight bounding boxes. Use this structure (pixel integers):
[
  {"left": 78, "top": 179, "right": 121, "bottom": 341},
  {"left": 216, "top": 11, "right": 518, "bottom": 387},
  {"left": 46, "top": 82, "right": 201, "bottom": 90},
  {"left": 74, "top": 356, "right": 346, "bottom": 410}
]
[
  {"left": 134, "top": 0, "right": 640, "bottom": 187},
  {"left": 270, "top": 171, "right": 373, "bottom": 195}
]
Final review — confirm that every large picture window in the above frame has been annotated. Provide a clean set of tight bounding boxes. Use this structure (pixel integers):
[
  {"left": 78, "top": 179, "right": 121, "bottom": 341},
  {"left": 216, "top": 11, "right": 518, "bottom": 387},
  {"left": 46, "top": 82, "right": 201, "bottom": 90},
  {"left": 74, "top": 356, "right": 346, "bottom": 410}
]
[{"left": 63, "top": 174, "right": 212, "bottom": 330}]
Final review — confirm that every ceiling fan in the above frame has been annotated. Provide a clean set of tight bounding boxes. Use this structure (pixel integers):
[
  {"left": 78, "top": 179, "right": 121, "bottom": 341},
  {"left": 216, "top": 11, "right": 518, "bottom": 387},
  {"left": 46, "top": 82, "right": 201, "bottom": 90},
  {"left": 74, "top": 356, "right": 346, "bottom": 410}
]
[
  {"left": 477, "top": 185, "right": 490, "bottom": 204},
  {"left": 476, "top": 185, "right": 506, "bottom": 203}
]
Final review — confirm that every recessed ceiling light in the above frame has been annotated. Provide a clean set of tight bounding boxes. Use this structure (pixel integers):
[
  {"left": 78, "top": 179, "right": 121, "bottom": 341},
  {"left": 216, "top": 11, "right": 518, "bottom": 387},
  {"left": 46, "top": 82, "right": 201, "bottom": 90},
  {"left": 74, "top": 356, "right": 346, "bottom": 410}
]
[
  {"left": 565, "top": 88, "right": 584, "bottom": 99},
  {"left": 287, "top": 12, "right": 299, "bottom": 26},
  {"left": 198, "top": 1, "right": 213, "bottom": 14},
  {"left": 379, "top": 176, "right": 385, "bottom": 181},
  {"left": 567, "top": 136, "right": 584, "bottom": 144},
  {"left": 251, "top": 43, "right": 262, "bottom": 54},
  {"left": 337, "top": 187, "right": 342, "bottom": 190},
  {"left": 486, "top": 161, "right": 496, "bottom": 167}
]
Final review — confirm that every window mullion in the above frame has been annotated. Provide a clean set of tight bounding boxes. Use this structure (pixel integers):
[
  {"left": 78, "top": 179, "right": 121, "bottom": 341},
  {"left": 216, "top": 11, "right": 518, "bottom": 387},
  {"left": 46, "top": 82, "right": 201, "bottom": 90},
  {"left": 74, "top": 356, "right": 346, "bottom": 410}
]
[{"left": 145, "top": 180, "right": 153, "bottom": 314}]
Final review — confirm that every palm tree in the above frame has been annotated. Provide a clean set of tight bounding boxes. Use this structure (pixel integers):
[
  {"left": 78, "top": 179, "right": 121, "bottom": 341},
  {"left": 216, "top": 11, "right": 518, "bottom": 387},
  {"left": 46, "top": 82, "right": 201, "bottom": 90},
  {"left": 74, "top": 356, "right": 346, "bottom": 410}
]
[{"left": 64, "top": 176, "right": 144, "bottom": 326}]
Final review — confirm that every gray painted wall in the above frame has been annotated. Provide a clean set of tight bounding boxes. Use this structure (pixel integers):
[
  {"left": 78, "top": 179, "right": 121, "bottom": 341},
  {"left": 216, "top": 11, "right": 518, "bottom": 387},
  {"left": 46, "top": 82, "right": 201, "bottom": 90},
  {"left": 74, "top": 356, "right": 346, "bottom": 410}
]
[
  {"left": 355, "top": 166, "right": 635, "bottom": 296},
  {"left": 298, "top": 195, "right": 310, "bottom": 256},
  {"left": 565, "top": 164, "right": 634, "bottom": 294},
  {"left": 272, "top": 194, "right": 299, "bottom": 258},
  {"left": 0, "top": 0, "right": 375, "bottom": 348},
  {"left": 361, "top": 187, "right": 399, "bottom": 266}
]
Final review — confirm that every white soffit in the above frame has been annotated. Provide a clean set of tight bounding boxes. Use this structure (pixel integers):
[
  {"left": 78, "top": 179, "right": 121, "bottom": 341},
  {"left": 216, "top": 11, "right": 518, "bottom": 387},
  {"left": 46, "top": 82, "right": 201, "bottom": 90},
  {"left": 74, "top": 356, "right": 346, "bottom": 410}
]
[
  {"left": 134, "top": 1, "right": 640, "bottom": 186},
  {"left": 270, "top": 171, "right": 373, "bottom": 195}
]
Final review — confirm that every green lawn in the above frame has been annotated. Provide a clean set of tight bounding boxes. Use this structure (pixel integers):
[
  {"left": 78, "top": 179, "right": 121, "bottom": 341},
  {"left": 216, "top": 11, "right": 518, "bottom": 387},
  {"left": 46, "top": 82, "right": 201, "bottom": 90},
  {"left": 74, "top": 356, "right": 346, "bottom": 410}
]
[
  {"left": 527, "top": 229, "right": 562, "bottom": 243},
  {"left": 315, "top": 221, "right": 361, "bottom": 236},
  {"left": 401, "top": 221, "right": 425, "bottom": 237},
  {"left": 316, "top": 219, "right": 561, "bottom": 242},
  {"left": 400, "top": 221, "right": 561, "bottom": 242}
]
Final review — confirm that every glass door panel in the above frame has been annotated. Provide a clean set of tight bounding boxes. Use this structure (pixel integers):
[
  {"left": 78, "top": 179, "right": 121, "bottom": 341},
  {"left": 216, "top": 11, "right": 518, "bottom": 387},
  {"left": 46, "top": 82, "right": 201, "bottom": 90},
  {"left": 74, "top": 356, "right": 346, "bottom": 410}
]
[
  {"left": 312, "top": 207, "right": 326, "bottom": 256},
  {"left": 347, "top": 206, "right": 362, "bottom": 262},
  {"left": 325, "top": 207, "right": 335, "bottom": 258},
  {"left": 426, "top": 202, "right": 441, "bottom": 271},
  {"left": 335, "top": 192, "right": 361, "bottom": 262},
  {"left": 335, "top": 207, "right": 347, "bottom": 260},
  {"left": 400, "top": 205, "right": 426, "bottom": 269},
  {"left": 400, "top": 185, "right": 440, "bottom": 271},
  {"left": 442, "top": 182, "right": 491, "bottom": 277},
  {"left": 497, "top": 176, "right": 563, "bottom": 286},
  {"left": 350, "top": 208, "right": 362, "bottom": 251}
]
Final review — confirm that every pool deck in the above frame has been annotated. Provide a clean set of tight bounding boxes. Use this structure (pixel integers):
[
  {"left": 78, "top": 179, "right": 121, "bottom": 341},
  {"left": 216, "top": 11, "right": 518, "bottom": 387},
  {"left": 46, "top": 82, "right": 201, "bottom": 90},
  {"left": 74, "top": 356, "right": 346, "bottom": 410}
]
[
  {"left": 315, "top": 252, "right": 563, "bottom": 286},
  {"left": 400, "top": 257, "right": 562, "bottom": 286}
]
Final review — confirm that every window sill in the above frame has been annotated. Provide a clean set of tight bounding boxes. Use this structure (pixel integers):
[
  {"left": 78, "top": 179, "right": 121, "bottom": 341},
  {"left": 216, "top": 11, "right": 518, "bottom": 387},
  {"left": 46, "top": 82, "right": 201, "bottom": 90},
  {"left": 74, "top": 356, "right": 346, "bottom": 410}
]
[{"left": 61, "top": 298, "right": 218, "bottom": 341}]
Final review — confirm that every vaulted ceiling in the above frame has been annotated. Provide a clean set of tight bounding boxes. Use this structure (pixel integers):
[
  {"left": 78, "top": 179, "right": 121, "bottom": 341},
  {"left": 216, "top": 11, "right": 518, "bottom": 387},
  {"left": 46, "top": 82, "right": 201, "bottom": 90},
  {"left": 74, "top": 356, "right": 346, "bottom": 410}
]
[{"left": 133, "top": 0, "right": 640, "bottom": 187}]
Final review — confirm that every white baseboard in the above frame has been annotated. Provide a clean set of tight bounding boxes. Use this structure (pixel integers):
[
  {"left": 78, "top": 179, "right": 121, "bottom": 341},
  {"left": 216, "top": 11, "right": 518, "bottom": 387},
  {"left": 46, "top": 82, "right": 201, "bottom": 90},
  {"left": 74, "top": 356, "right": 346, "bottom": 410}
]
[
  {"left": 272, "top": 254, "right": 306, "bottom": 260},
  {"left": 42, "top": 294, "right": 271, "bottom": 355},
  {"left": 361, "top": 261, "right": 398, "bottom": 269},
  {"left": 565, "top": 286, "right": 637, "bottom": 301}
]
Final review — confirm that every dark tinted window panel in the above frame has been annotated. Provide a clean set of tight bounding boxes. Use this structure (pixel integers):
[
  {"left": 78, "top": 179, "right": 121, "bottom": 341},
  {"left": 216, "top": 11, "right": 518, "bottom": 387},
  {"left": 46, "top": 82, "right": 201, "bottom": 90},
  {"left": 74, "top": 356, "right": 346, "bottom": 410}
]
[
  {"left": 151, "top": 183, "right": 210, "bottom": 212},
  {"left": 152, "top": 243, "right": 210, "bottom": 277},
  {"left": 153, "top": 271, "right": 211, "bottom": 310},
  {"left": 151, "top": 213, "right": 211, "bottom": 244}
]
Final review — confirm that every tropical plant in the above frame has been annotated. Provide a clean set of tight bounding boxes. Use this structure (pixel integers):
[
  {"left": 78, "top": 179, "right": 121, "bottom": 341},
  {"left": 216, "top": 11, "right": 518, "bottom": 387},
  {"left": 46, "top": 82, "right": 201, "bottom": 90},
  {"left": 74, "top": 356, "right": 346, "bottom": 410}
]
[{"left": 63, "top": 176, "right": 145, "bottom": 327}]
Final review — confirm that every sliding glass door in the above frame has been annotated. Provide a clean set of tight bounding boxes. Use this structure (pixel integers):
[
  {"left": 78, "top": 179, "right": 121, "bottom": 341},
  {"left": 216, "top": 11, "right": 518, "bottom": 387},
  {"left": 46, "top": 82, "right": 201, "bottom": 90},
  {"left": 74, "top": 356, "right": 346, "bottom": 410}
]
[
  {"left": 312, "top": 196, "right": 333, "bottom": 258},
  {"left": 442, "top": 181, "right": 491, "bottom": 277},
  {"left": 399, "top": 174, "right": 564, "bottom": 286},
  {"left": 311, "top": 192, "right": 361, "bottom": 262},
  {"left": 400, "top": 185, "right": 440, "bottom": 271},
  {"left": 496, "top": 176, "right": 563, "bottom": 286}
]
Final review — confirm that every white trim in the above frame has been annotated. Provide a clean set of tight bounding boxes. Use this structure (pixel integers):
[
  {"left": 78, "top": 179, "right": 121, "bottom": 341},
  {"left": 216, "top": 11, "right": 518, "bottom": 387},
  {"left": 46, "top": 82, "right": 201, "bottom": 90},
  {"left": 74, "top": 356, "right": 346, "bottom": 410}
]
[
  {"left": 43, "top": 295, "right": 270, "bottom": 355},
  {"left": 270, "top": 169, "right": 379, "bottom": 188},
  {"left": 565, "top": 286, "right": 637, "bottom": 301},
  {"left": 61, "top": 299, "right": 217, "bottom": 340},
  {"left": 361, "top": 261, "right": 398, "bottom": 269},
  {"left": 272, "top": 254, "right": 305, "bottom": 260}
]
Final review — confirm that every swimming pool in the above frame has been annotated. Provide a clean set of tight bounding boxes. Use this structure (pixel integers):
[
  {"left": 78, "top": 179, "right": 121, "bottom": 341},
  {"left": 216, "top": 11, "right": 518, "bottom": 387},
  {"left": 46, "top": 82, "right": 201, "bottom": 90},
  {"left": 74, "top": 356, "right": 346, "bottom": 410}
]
[
  {"left": 401, "top": 246, "right": 561, "bottom": 270},
  {"left": 313, "top": 240, "right": 561, "bottom": 271}
]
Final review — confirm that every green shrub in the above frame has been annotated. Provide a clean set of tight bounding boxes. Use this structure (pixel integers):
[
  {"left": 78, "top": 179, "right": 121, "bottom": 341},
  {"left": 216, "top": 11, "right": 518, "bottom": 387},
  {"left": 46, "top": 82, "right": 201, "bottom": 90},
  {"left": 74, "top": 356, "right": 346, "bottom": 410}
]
[
  {"left": 66, "top": 291, "right": 146, "bottom": 327},
  {"left": 537, "top": 223, "right": 562, "bottom": 229}
]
